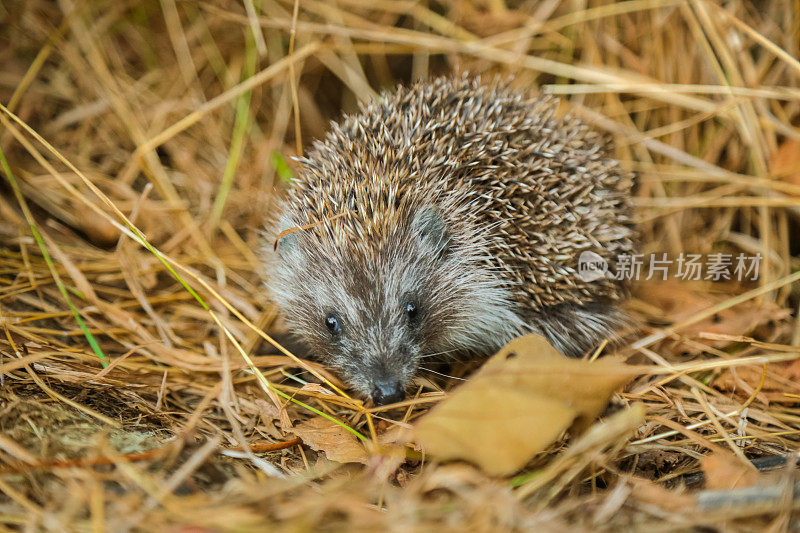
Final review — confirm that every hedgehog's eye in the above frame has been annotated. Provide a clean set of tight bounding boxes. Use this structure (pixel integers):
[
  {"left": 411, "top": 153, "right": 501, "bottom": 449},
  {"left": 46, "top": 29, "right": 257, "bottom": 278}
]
[
  {"left": 404, "top": 302, "right": 419, "bottom": 324},
  {"left": 325, "top": 315, "right": 341, "bottom": 335}
]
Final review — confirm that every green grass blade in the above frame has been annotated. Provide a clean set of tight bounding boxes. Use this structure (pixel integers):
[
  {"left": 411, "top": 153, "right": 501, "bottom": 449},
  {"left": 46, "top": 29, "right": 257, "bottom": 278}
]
[
  {"left": 270, "top": 151, "right": 295, "bottom": 183},
  {"left": 211, "top": 30, "right": 257, "bottom": 228}
]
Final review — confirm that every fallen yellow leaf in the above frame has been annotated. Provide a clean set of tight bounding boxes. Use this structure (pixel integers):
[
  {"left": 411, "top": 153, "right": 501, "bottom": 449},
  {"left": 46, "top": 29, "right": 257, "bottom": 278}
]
[{"left": 415, "top": 334, "right": 635, "bottom": 475}]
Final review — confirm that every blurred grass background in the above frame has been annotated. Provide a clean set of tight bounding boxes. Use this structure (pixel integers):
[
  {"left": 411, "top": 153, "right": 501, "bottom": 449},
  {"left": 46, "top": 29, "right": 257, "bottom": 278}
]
[{"left": 1, "top": 0, "right": 800, "bottom": 530}]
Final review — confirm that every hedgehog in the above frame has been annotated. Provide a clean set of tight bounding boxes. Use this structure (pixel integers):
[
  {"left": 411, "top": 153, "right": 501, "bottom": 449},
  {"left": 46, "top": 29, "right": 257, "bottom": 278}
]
[{"left": 264, "top": 75, "right": 635, "bottom": 406}]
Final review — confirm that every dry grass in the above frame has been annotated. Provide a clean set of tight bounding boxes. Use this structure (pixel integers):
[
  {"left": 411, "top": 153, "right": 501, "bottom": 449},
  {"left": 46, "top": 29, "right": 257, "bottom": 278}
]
[{"left": 1, "top": 0, "right": 800, "bottom": 530}]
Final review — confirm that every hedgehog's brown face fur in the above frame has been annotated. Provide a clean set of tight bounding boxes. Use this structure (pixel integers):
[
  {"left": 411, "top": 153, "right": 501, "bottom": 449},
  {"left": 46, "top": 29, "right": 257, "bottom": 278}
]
[{"left": 267, "top": 205, "right": 524, "bottom": 405}]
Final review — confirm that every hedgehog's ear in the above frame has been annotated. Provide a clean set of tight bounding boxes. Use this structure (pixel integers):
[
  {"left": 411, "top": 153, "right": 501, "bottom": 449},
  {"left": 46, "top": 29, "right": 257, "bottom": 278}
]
[
  {"left": 412, "top": 206, "right": 450, "bottom": 256},
  {"left": 274, "top": 215, "right": 299, "bottom": 257}
]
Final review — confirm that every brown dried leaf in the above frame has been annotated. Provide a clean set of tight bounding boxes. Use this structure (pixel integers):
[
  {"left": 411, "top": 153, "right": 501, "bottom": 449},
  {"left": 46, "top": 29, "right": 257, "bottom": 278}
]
[
  {"left": 770, "top": 139, "right": 800, "bottom": 188},
  {"left": 290, "top": 417, "right": 368, "bottom": 465},
  {"left": 701, "top": 452, "right": 760, "bottom": 490},
  {"left": 712, "top": 361, "right": 800, "bottom": 402},
  {"left": 415, "top": 334, "right": 634, "bottom": 475},
  {"left": 638, "top": 280, "right": 789, "bottom": 354}
]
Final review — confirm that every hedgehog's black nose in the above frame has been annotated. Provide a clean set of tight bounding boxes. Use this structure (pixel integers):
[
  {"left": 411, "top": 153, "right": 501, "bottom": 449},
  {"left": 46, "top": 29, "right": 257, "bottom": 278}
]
[{"left": 371, "top": 380, "right": 405, "bottom": 406}]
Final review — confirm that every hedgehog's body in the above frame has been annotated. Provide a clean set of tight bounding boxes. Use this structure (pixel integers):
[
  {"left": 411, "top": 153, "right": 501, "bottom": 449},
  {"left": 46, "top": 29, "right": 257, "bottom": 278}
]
[{"left": 265, "top": 76, "right": 635, "bottom": 405}]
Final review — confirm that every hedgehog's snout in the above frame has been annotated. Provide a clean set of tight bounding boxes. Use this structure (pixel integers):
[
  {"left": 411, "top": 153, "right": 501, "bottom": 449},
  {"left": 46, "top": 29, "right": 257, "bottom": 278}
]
[
  {"left": 371, "top": 379, "right": 405, "bottom": 406},
  {"left": 362, "top": 351, "right": 413, "bottom": 406},
  {"left": 366, "top": 358, "right": 409, "bottom": 406}
]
